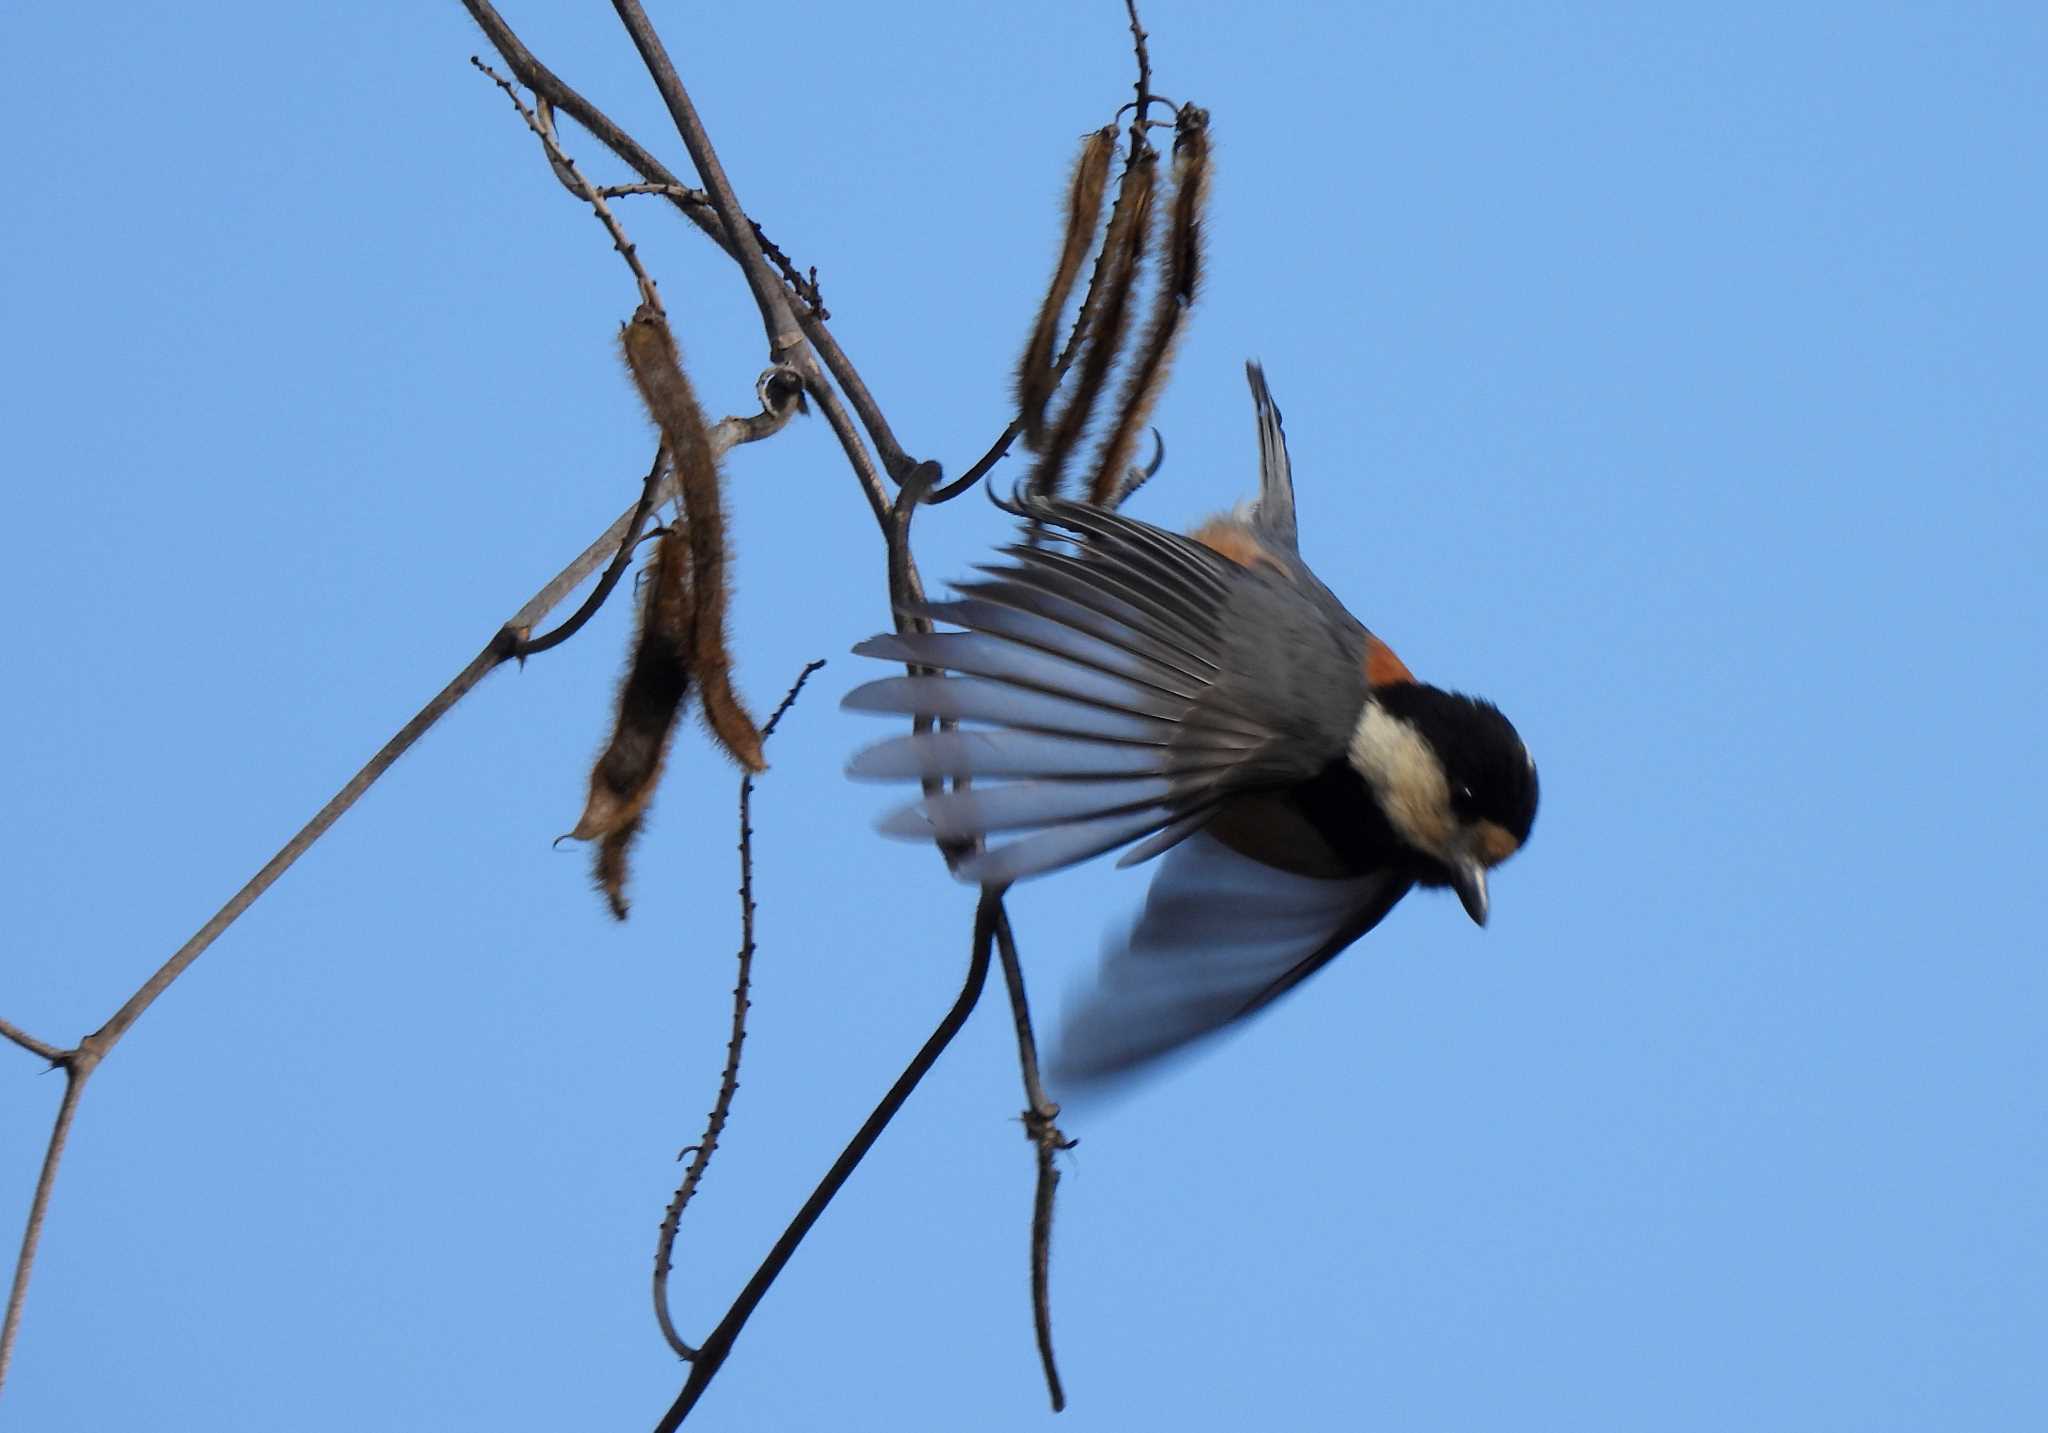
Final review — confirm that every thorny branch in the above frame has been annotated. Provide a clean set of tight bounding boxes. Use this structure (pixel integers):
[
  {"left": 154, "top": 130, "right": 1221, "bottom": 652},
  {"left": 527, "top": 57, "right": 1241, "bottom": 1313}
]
[{"left": 654, "top": 659, "right": 827, "bottom": 1360}]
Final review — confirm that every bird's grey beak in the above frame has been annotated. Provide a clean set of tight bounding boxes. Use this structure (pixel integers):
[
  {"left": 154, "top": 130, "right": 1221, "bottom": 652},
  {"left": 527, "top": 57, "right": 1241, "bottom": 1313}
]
[{"left": 1451, "top": 860, "right": 1490, "bottom": 927}]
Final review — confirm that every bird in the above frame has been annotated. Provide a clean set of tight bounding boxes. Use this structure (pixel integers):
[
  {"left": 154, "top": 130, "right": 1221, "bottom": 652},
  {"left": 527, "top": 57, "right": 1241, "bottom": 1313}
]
[{"left": 843, "top": 363, "right": 1537, "bottom": 1083}]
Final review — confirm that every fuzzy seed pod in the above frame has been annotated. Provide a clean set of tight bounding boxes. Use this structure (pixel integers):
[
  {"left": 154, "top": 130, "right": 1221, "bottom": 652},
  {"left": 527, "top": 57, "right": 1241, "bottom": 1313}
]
[
  {"left": 1028, "top": 149, "right": 1158, "bottom": 502},
  {"left": 619, "top": 305, "right": 765, "bottom": 773},
  {"left": 573, "top": 524, "right": 694, "bottom": 919},
  {"left": 1016, "top": 125, "right": 1116, "bottom": 448},
  {"left": 1090, "top": 106, "right": 1210, "bottom": 508}
]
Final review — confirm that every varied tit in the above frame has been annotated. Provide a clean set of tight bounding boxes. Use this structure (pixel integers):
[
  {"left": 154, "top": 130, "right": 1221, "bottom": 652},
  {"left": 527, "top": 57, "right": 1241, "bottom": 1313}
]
[{"left": 844, "top": 363, "right": 1538, "bottom": 1081}]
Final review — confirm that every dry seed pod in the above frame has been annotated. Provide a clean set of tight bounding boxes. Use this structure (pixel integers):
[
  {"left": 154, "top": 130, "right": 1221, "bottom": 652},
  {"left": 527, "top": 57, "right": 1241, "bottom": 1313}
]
[
  {"left": 593, "top": 815, "right": 645, "bottom": 923},
  {"left": 620, "top": 305, "right": 765, "bottom": 773},
  {"left": 1090, "top": 107, "right": 1210, "bottom": 508},
  {"left": 572, "top": 525, "right": 695, "bottom": 919},
  {"left": 1029, "top": 151, "right": 1158, "bottom": 502},
  {"left": 1016, "top": 125, "right": 1116, "bottom": 448}
]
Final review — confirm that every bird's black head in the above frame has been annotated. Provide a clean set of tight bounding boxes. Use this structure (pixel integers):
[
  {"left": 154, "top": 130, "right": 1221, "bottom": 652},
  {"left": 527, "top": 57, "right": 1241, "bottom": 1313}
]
[{"left": 1345, "top": 683, "right": 1538, "bottom": 925}]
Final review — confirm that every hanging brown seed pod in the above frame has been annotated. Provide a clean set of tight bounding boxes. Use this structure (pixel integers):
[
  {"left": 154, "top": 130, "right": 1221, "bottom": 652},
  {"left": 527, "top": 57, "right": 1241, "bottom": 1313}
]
[
  {"left": 1090, "top": 105, "right": 1210, "bottom": 509},
  {"left": 572, "top": 520, "right": 694, "bottom": 919},
  {"left": 619, "top": 305, "right": 765, "bottom": 773},
  {"left": 1028, "top": 148, "right": 1158, "bottom": 502},
  {"left": 1016, "top": 125, "right": 1116, "bottom": 448}
]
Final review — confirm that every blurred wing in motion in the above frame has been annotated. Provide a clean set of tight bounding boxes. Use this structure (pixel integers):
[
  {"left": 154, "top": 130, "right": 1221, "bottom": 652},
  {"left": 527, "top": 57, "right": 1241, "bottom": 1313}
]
[{"left": 1049, "top": 829, "right": 1411, "bottom": 1085}]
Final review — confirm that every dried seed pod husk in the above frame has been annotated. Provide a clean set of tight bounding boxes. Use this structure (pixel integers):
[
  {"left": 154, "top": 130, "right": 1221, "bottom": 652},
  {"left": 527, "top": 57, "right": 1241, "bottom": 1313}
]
[
  {"left": 1091, "top": 106, "right": 1210, "bottom": 508},
  {"left": 1028, "top": 150, "right": 1158, "bottom": 502},
  {"left": 1016, "top": 125, "right": 1117, "bottom": 448},
  {"left": 572, "top": 524, "right": 695, "bottom": 919},
  {"left": 620, "top": 305, "right": 765, "bottom": 773}
]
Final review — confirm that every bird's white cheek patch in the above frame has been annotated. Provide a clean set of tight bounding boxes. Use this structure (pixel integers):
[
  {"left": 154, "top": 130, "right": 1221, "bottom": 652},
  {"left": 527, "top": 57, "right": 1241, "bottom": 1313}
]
[{"left": 1347, "top": 703, "right": 1451, "bottom": 854}]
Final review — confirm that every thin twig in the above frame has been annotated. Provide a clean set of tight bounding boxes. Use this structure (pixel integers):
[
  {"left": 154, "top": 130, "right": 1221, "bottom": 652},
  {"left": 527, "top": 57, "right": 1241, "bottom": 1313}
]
[
  {"left": 653, "top": 660, "right": 825, "bottom": 1360},
  {"left": 599, "top": 181, "right": 709, "bottom": 203},
  {"left": 0, "top": 1021, "right": 63, "bottom": 1067},
  {"left": 992, "top": 907, "right": 1072, "bottom": 1412},
  {"left": 654, "top": 892, "right": 1002, "bottom": 1431},
  {"left": 1028, "top": 1134, "right": 1066, "bottom": 1408},
  {"left": 461, "top": 0, "right": 729, "bottom": 248},
  {"left": 0, "top": 1065, "right": 89, "bottom": 1388},
  {"left": 472, "top": 56, "right": 661, "bottom": 310},
  {"left": 91, "top": 637, "right": 515, "bottom": 1055},
  {"left": 930, "top": 417, "right": 1027, "bottom": 504}
]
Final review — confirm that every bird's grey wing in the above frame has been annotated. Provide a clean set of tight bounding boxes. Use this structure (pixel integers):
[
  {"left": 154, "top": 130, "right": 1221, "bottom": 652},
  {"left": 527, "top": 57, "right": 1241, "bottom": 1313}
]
[
  {"left": 1244, "top": 361, "right": 1299, "bottom": 552},
  {"left": 845, "top": 493, "right": 1359, "bottom": 886},
  {"left": 1048, "top": 829, "right": 1411, "bottom": 1085}
]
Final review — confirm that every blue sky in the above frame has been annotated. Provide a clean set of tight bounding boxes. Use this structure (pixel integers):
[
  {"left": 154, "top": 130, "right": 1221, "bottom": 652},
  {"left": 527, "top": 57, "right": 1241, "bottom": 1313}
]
[{"left": 4, "top": 3, "right": 2044, "bottom": 1429}]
